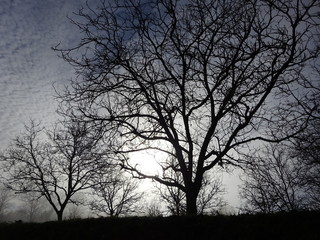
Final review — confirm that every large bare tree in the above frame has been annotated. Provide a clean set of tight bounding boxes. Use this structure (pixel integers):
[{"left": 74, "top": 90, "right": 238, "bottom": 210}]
[
  {"left": 56, "top": 0, "right": 320, "bottom": 214},
  {"left": 1, "top": 120, "right": 107, "bottom": 221}
]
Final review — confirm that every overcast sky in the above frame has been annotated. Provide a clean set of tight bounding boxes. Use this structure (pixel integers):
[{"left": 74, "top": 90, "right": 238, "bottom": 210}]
[{"left": 0, "top": 0, "right": 94, "bottom": 150}]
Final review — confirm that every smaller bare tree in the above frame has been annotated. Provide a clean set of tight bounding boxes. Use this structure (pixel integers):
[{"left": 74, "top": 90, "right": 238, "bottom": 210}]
[
  {"left": 156, "top": 172, "right": 186, "bottom": 216},
  {"left": 89, "top": 166, "right": 143, "bottom": 217},
  {"left": 66, "top": 204, "right": 82, "bottom": 220},
  {"left": 157, "top": 170, "right": 225, "bottom": 215},
  {"left": 293, "top": 118, "right": 320, "bottom": 208},
  {"left": 1, "top": 119, "right": 107, "bottom": 221},
  {"left": 20, "top": 192, "right": 44, "bottom": 222},
  {"left": 239, "top": 144, "right": 306, "bottom": 213},
  {"left": 197, "top": 174, "right": 226, "bottom": 215},
  {"left": 146, "top": 199, "right": 163, "bottom": 217},
  {"left": 0, "top": 185, "right": 12, "bottom": 222}
]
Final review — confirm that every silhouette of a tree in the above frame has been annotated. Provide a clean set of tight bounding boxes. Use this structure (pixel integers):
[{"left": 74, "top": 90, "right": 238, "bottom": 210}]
[
  {"left": 55, "top": 0, "right": 320, "bottom": 214},
  {"left": 0, "top": 185, "right": 11, "bottom": 222},
  {"left": 294, "top": 126, "right": 320, "bottom": 207},
  {"left": 157, "top": 164, "right": 225, "bottom": 215},
  {"left": 294, "top": 123, "right": 320, "bottom": 208},
  {"left": 89, "top": 166, "right": 143, "bottom": 217},
  {"left": 239, "top": 144, "right": 307, "bottom": 213},
  {"left": 293, "top": 64, "right": 320, "bottom": 207},
  {"left": 20, "top": 192, "right": 44, "bottom": 222},
  {"left": 157, "top": 172, "right": 186, "bottom": 216},
  {"left": 1, "top": 120, "right": 107, "bottom": 221}
]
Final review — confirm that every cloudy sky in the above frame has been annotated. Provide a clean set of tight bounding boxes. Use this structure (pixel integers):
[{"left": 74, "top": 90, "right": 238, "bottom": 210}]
[{"left": 0, "top": 0, "right": 96, "bottom": 150}]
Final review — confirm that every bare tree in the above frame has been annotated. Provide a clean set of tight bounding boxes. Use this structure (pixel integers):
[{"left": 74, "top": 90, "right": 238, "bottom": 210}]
[
  {"left": 0, "top": 185, "right": 11, "bottom": 222},
  {"left": 55, "top": 0, "right": 320, "bottom": 215},
  {"left": 292, "top": 62, "right": 320, "bottom": 208},
  {"left": 89, "top": 166, "right": 143, "bottom": 217},
  {"left": 239, "top": 144, "right": 307, "bottom": 213},
  {"left": 293, "top": 116, "right": 320, "bottom": 208},
  {"left": 157, "top": 173, "right": 186, "bottom": 216},
  {"left": 146, "top": 199, "right": 163, "bottom": 217},
  {"left": 157, "top": 170, "right": 225, "bottom": 215},
  {"left": 197, "top": 173, "right": 225, "bottom": 215},
  {"left": 66, "top": 204, "right": 83, "bottom": 220},
  {"left": 1, "top": 120, "right": 107, "bottom": 221},
  {"left": 20, "top": 192, "right": 44, "bottom": 222}
]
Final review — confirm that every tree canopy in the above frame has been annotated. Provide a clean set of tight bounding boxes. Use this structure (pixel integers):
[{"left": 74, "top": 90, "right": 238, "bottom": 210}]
[{"left": 56, "top": 0, "right": 320, "bottom": 214}]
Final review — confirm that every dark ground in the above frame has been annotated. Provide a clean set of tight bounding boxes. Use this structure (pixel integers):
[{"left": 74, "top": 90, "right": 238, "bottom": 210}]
[{"left": 0, "top": 211, "right": 319, "bottom": 240}]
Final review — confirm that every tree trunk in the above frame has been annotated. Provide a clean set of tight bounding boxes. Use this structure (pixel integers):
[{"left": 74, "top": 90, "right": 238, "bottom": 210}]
[
  {"left": 57, "top": 210, "right": 64, "bottom": 221},
  {"left": 186, "top": 190, "right": 198, "bottom": 215}
]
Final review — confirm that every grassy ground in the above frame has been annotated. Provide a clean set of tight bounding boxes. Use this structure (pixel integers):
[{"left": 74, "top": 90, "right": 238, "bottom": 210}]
[{"left": 0, "top": 211, "right": 319, "bottom": 240}]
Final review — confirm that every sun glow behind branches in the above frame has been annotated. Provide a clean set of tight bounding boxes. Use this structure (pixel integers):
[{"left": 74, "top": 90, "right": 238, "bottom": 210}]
[{"left": 128, "top": 149, "right": 168, "bottom": 176}]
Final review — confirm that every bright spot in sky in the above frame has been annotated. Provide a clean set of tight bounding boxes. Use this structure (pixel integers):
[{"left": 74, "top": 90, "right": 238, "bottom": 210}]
[{"left": 129, "top": 149, "right": 167, "bottom": 175}]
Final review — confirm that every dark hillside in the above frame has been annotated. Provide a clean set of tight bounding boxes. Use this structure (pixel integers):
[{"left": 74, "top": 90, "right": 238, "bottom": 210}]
[{"left": 0, "top": 211, "right": 319, "bottom": 240}]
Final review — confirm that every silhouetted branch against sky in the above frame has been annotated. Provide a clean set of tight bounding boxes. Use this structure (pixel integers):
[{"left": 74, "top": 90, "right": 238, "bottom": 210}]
[{"left": 55, "top": 0, "right": 320, "bottom": 215}]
